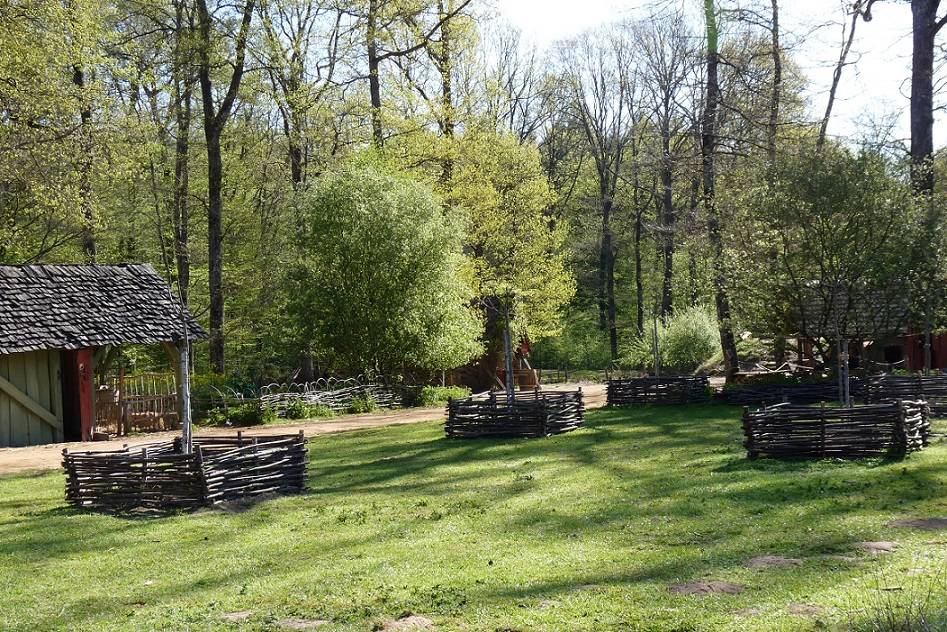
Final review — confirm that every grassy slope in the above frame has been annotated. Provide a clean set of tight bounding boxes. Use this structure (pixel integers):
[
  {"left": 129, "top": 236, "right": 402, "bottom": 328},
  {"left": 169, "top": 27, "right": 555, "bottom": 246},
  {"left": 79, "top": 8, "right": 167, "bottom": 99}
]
[{"left": 0, "top": 405, "right": 945, "bottom": 632}]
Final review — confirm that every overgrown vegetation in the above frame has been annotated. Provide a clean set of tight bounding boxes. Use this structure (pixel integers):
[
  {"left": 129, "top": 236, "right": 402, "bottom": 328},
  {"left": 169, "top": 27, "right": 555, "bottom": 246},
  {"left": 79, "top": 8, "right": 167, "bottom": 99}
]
[
  {"left": 620, "top": 305, "right": 719, "bottom": 373},
  {"left": 418, "top": 385, "right": 472, "bottom": 406},
  {"left": 0, "top": 407, "right": 944, "bottom": 630}
]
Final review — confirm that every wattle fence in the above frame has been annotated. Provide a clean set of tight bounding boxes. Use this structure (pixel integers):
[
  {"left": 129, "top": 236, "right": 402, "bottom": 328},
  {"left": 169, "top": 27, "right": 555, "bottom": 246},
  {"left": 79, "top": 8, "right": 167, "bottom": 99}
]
[
  {"left": 742, "top": 401, "right": 930, "bottom": 460},
  {"left": 62, "top": 432, "right": 307, "bottom": 512},
  {"left": 865, "top": 374, "right": 947, "bottom": 416},
  {"left": 445, "top": 389, "right": 584, "bottom": 438},
  {"left": 606, "top": 376, "right": 711, "bottom": 405}
]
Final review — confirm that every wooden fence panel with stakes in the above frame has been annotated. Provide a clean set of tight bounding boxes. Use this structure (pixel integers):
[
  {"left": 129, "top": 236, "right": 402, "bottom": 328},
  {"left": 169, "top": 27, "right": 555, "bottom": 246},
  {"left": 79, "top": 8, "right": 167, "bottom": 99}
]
[
  {"left": 445, "top": 389, "right": 584, "bottom": 439},
  {"left": 62, "top": 431, "right": 307, "bottom": 513},
  {"left": 865, "top": 374, "right": 947, "bottom": 416},
  {"left": 742, "top": 400, "right": 930, "bottom": 460},
  {"left": 606, "top": 376, "right": 712, "bottom": 405},
  {"left": 718, "top": 380, "right": 867, "bottom": 406}
]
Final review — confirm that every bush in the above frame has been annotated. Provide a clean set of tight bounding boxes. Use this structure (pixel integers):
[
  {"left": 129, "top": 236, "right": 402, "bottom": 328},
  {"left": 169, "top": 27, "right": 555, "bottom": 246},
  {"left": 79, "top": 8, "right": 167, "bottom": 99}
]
[
  {"left": 620, "top": 306, "right": 718, "bottom": 374},
  {"left": 203, "top": 402, "right": 276, "bottom": 426},
  {"left": 419, "top": 385, "right": 471, "bottom": 407},
  {"left": 348, "top": 393, "right": 378, "bottom": 414},
  {"left": 284, "top": 399, "right": 312, "bottom": 420},
  {"left": 308, "top": 404, "right": 335, "bottom": 419}
]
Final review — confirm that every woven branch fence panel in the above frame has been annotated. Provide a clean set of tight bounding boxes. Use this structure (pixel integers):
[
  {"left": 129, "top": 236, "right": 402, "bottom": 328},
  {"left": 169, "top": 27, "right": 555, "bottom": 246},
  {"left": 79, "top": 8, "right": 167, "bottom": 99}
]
[
  {"left": 719, "top": 380, "right": 866, "bottom": 406},
  {"left": 742, "top": 401, "right": 930, "bottom": 460},
  {"left": 259, "top": 383, "right": 415, "bottom": 415},
  {"left": 445, "top": 389, "right": 584, "bottom": 439},
  {"left": 865, "top": 375, "right": 947, "bottom": 416},
  {"left": 62, "top": 432, "right": 307, "bottom": 513},
  {"left": 606, "top": 376, "right": 711, "bottom": 405}
]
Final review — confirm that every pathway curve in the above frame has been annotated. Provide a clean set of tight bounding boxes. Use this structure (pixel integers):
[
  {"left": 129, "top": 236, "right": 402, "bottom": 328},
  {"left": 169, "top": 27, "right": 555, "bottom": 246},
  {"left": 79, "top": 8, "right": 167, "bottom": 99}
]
[{"left": 0, "top": 383, "right": 606, "bottom": 477}]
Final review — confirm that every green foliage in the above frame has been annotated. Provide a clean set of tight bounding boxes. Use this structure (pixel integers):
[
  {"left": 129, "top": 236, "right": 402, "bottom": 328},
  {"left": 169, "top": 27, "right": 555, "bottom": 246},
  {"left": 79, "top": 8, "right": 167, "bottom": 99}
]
[
  {"left": 620, "top": 306, "right": 719, "bottom": 373},
  {"left": 347, "top": 393, "right": 378, "bottom": 414},
  {"left": 287, "top": 156, "right": 483, "bottom": 375},
  {"left": 446, "top": 131, "right": 575, "bottom": 341},
  {"left": 529, "top": 307, "right": 613, "bottom": 369},
  {"left": 735, "top": 145, "right": 918, "bottom": 351},
  {"left": 284, "top": 399, "right": 312, "bottom": 420},
  {"left": 307, "top": 404, "right": 335, "bottom": 419},
  {"left": 418, "top": 385, "right": 471, "bottom": 407},
  {"left": 203, "top": 402, "right": 275, "bottom": 427}
]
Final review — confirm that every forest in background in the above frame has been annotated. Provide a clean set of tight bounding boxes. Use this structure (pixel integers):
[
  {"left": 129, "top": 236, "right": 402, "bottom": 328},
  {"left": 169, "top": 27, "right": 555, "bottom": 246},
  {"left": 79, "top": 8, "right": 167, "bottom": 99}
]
[{"left": 2, "top": 0, "right": 946, "bottom": 384}]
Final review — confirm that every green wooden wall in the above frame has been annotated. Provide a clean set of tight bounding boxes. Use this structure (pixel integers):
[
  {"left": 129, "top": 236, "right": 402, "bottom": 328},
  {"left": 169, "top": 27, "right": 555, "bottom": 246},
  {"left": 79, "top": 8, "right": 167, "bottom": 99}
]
[{"left": 0, "top": 350, "right": 64, "bottom": 447}]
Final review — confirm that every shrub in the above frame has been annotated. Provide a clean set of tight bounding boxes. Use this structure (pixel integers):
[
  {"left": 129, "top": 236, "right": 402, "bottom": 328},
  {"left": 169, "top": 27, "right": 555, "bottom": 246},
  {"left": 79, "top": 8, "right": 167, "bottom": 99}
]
[
  {"left": 620, "top": 306, "right": 718, "bottom": 374},
  {"left": 284, "top": 399, "right": 312, "bottom": 420},
  {"left": 203, "top": 402, "right": 276, "bottom": 426},
  {"left": 419, "top": 385, "right": 471, "bottom": 407},
  {"left": 308, "top": 404, "right": 335, "bottom": 419},
  {"left": 348, "top": 393, "right": 378, "bottom": 414}
]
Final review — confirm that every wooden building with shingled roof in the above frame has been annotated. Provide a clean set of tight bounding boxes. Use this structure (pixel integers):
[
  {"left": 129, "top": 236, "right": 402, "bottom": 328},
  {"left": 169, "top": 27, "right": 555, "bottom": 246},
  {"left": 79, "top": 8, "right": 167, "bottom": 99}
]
[{"left": 0, "top": 264, "right": 205, "bottom": 447}]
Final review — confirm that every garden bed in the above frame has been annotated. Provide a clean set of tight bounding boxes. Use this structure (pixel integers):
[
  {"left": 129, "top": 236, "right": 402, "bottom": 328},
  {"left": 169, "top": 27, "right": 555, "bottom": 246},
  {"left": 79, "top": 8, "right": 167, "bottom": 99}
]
[
  {"left": 865, "top": 374, "right": 947, "bottom": 416},
  {"left": 606, "top": 376, "right": 711, "bottom": 405},
  {"left": 445, "top": 389, "right": 584, "bottom": 438},
  {"left": 62, "top": 432, "right": 307, "bottom": 512},
  {"left": 742, "top": 401, "right": 930, "bottom": 460}
]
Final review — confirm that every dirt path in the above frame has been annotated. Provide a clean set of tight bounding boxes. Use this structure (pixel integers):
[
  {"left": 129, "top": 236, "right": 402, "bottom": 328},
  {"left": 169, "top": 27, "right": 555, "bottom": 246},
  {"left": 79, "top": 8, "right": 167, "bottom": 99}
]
[{"left": 0, "top": 383, "right": 606, "bottom": 478}]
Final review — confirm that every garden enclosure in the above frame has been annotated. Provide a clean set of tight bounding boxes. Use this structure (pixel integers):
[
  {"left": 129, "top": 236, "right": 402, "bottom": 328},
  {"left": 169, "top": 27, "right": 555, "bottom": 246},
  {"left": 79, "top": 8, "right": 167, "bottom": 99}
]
[
  {"left": 606, "top": 376, "right": 711, "bottom": 405},
  {"left": 62, "top": 432, "right": 307, "bottom": 512},
  {"left": 742, "top": 401, "right": 930, "bottom": 460},
  {"left": 445, "top": 389, "right": 584, "bottom": 438}
]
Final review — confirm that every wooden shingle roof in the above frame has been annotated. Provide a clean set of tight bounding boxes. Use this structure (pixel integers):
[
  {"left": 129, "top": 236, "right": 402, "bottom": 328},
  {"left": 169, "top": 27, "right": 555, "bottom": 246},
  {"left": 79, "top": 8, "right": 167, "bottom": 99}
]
[{"left": 0, "top": 264, "right": 207, "bottom": 354}]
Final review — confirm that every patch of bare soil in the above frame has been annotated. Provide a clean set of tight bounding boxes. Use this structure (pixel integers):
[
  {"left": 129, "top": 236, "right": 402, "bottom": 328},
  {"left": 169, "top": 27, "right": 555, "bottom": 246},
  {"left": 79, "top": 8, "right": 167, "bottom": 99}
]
[
  {"left": 668, "top": 581, "right": 746, "bottom": 595},
  {"left": 379, "top": 614, "right": 435, "bottom": 630},
  {"left": 277, "top": 618, "right": 330, "bottom": 630},
  {"left": 744, "top": 555, "right": 803, "bottom": 569},
  {"left": 856, "top": 541, "right": 898, "bottom": 555},
  {"left": 887, "top": 517, "right": 947, "bottom": 531},
  {"left": 788, "top": 603, "right": 824, "bottom": 617}
]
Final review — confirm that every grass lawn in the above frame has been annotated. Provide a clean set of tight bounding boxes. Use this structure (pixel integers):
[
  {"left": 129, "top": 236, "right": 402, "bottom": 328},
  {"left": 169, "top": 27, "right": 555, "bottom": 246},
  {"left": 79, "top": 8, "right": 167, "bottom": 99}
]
[{"left": 1, "top": 405, "right": 945, "bottom": 631}]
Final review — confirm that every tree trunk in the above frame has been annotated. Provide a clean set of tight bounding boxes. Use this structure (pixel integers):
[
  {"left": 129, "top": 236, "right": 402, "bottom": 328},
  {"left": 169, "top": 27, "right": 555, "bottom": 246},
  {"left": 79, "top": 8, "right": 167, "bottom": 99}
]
[
  {"left": 206, "top": 132, "right": 225, "bottom": 373},
  {"left": 436, "top": 0, "right": 454, "bottom": 182},
  {"left": 367, "top": 0, "right": 384, "bottom": 148},
  {"left": 634, "top": 209, "right": 645, "bottom": 337},
  {"left": 172, "top": 0, "right": 191, "bottom": 307},
  {"left": 72, "top": 66, "right": 96, "bottom": 262},
  {"left": 818, "top": 4, "right": 860, "bottom": 151},
  {"left": 702, "top": 0, "right": 740, "bottom": 382},
  {"left": 910, "top": 0, "right": 938, "bottom": 195},
  {"left": 660, "top": 126, "right": 675, "bottom": 317},
  {"left": 599, "top": 193, "right": 618, "bottom": 358},
  {"left": 767, "top": 0, "right": 781, "bottom": 165},
  {"left": 196, "top": 0, "right": 256, "bottom": 374}
]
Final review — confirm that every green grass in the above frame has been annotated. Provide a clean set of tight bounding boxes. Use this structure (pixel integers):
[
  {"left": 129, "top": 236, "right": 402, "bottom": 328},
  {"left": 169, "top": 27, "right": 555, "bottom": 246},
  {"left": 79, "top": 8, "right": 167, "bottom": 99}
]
[{"left": 1, "top": 405, "right": 945, "bottom": 631}]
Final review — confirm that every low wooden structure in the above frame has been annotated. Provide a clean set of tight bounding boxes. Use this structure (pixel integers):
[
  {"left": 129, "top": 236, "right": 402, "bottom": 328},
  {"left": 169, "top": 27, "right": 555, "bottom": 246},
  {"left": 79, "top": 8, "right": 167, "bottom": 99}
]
[
  {"left": 445, "top": 389, "right": 584, "bottom": 438},
  {"left": 719, "top": 380, "right": 866, "bottom": 406},
  {"left": 0, "top": 265, "right": 205, "bottom": 447},
  {"left": 259, "top": 379, "right": 415, "bottom": 415},
  {"left": 742, "top": 401, "right": 930, "bottom": 460},
  {"left": 62, "top": 431, "right": 307, "bottom": 512},
  {"left": 865, "top": 374, "right": 947, "bottom": 416},
  {"left": 606, "top": 376, "right": 711, "bottom": 406}
]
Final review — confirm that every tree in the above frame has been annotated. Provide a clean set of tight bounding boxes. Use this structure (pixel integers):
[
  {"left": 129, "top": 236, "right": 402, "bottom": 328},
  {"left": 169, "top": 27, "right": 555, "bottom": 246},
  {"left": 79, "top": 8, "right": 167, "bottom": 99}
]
[
  {"left": 701, "top": 0, "right": 740, "bottom": 382},
  {"left": 195, "top": 0, "right": 256, "bottom": 373},
  {"left": 559, "top": 27, "right": 636, "bottom": 359},
  {"left": 747, "top": 145, "right": 917, "bottom": 362},
  {"left": 287, "top": 156, "right": 482, "bottom": 375},
  {"left": 446, "top": 130, "right": 575, "bottom": 393}
]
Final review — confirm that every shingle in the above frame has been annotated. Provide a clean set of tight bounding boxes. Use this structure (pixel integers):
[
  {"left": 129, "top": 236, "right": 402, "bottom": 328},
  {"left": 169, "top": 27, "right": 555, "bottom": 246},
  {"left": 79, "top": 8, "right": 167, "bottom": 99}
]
[{"left": 0, "top": 264, "right": 207, "bottom": 354}]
